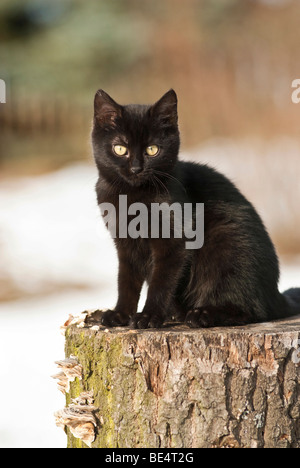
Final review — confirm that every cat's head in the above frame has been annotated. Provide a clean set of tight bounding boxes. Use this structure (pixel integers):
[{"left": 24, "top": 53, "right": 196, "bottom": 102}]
[{"left": 92, "top": 90, "right": 180, "bottom": 187}]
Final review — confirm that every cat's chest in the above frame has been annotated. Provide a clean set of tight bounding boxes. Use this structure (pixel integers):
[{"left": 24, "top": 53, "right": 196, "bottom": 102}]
[{"left": 99, "top": 190, "right": 167, "bottom": 209}]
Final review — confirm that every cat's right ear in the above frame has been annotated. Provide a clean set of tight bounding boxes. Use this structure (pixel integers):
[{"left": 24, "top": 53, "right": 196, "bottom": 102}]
[
  {"left": 94, "top": 90, "right": 122, "bottom": 128},
  {"left": 150, "top": 89, "right": 178, "bottom": 126}
]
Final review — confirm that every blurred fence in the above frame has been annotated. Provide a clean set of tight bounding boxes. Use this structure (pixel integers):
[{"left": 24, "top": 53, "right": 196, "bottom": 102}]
[
  {"left": 0, "top": 97, "right": 89, "bottom": 135},
  {"left": 0, "top": 97, "right": 91, "bottom": 174}
]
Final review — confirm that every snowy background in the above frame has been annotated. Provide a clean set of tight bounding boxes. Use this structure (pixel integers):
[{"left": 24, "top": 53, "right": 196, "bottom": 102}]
[{"left": 0, "top": 140, "right": 299, "bottom": 448}]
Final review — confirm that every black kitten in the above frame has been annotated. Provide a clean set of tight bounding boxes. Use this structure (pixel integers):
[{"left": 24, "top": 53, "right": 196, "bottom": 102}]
[{"left": 92, "top": 89, "right": 300, "bottom": 329}]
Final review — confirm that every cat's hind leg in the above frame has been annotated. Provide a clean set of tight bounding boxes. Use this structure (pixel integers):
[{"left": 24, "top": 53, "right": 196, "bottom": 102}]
[{"left": 185, "top": 304, "right": 254, "bottom": 328}]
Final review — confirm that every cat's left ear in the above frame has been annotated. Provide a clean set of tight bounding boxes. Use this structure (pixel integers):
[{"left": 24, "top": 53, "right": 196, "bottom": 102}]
[
  {"left": 150, "top": 89, "right": 178, "bottom": 126},
  {"left": 94, "top": 89, "right": 122, "bottom": 128}
]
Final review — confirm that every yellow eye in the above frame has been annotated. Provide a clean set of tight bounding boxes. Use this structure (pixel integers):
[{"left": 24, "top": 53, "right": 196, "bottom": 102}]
[
  {"left": 113, "top": 145, "right": 128, "bottom": 156},
  {"left": 146, "top": 145, "right": 159, "bottom": 157}
]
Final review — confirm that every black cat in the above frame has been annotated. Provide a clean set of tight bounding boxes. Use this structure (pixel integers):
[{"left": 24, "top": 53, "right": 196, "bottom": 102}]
[{"left": 92, "top": 89, "right": 300, "bottom": 329}]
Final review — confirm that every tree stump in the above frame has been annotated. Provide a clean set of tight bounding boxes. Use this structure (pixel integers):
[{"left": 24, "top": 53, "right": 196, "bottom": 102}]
[{"left": 57, "top": 310, "right": 300, "bottom": 448}]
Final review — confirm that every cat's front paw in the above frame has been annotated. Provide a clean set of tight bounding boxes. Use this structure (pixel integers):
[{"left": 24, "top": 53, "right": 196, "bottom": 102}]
[
  {"left": 185, "top": 308, "right": 213, "bottom": 328},
  {"left": 101, "top": 309, "right": 130, "bottom": 327},
  {"left": 129, "top": 312, "right": 164, "bottom": 329}
]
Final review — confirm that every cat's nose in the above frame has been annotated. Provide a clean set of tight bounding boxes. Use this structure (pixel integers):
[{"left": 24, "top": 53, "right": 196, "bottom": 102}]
[{"left": 130, "top": 165, "right": 143, "bottom": 174}]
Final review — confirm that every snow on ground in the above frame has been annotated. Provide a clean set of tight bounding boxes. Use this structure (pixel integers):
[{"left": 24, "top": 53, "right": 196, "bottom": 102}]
[
  {"left": 0, "top": 140, "right": 299, "bottom": 448},
  {"left": 0, "top": 287, "right": 118, "bottom": 448},
  {"left": 0, "top": 163, "right": 119, "bottom": 448},
  {"left": 0, "top": 163, "right": 118, "bottom": 299}
]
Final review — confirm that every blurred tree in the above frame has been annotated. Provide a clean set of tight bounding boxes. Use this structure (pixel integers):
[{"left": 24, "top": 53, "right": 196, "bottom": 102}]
[{"left": 0, "top": 0, "right": 70, "bottom": 39}]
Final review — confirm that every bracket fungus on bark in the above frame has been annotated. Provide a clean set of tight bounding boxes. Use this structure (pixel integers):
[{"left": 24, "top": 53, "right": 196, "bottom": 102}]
[
  {"left": 52, "top": 356, "right": 83, "bottom": 394},
  {"left": 54, "top": 391, "right": 98, "bottom": 448}
]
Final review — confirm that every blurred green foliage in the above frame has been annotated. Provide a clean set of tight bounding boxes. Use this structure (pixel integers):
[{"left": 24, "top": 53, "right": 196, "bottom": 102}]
[{"left": 0, "top": 0, "right": 152, "bottom": 102}]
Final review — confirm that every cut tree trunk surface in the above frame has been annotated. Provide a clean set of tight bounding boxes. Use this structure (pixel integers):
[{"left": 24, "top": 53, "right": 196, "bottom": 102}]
[{"left": 60, "top": 311, "right": 300, "bottom": 448}]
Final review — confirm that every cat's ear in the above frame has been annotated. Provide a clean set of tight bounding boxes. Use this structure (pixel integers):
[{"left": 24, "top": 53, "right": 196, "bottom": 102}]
[
  {"left": 150, "top": 89, "right": 178, "bottom": 126},
  {"left": 94, "top": 90, "right": 122, "bottom": 128}
]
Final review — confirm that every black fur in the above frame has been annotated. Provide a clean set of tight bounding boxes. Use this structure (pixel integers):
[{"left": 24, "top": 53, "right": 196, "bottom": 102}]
[{"left": 92, "top": 89, "right": 300, "bottom": 328}]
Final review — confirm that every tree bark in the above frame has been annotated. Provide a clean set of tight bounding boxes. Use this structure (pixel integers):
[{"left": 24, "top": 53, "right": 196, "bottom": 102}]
[{"left": 61, "top": 311, "right": 300, "bottom": 448}]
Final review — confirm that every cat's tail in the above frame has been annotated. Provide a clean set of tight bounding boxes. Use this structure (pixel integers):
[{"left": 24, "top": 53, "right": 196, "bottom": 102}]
[{"left": 282, "top": 288, "right": 300, "bottom": 317}]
